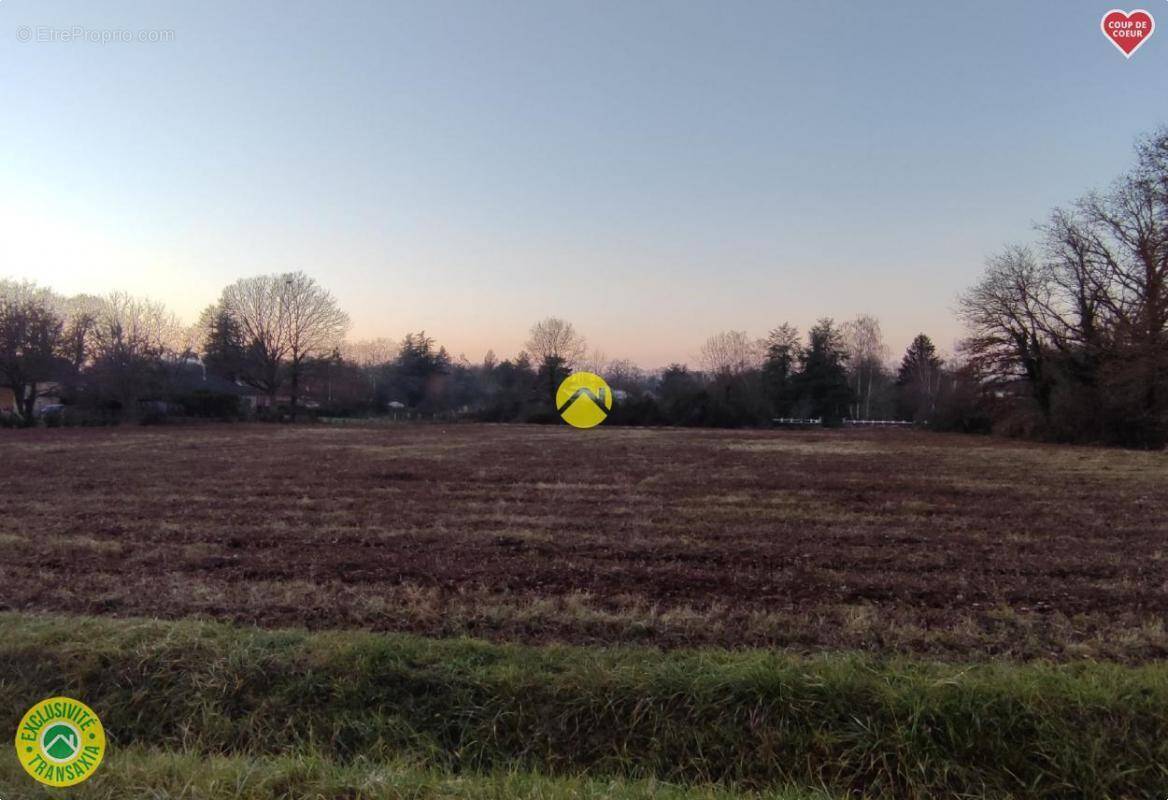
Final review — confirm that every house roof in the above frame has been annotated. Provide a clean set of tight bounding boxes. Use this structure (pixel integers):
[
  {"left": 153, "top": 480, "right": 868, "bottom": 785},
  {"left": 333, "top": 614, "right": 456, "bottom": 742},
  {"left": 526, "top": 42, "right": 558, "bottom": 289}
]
[{"left": 171, "top": 363, "right": 260, "bottom": 396}]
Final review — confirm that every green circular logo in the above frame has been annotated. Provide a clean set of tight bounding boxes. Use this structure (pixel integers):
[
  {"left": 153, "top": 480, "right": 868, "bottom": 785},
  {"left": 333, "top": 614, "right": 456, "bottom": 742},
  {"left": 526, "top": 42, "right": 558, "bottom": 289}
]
[
  {"left": 42, "top": 722, "right": 81, "bottom": 762},
  {"left": 14, "top": 697, "right": 106, "bottom": 787}
]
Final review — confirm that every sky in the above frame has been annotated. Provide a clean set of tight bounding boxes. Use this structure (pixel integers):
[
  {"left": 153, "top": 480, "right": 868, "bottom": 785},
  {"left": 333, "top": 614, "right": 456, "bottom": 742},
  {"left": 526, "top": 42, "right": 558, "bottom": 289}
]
[{"left": 2, "top": 1, "right": 1166, "bottom": 368}]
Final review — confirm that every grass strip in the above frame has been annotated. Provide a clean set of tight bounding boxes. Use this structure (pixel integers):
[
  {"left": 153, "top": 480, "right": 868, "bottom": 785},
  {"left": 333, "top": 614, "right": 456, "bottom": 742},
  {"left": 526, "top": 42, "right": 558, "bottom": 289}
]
[
  {"left": 0, "top": 613, "right": 1166, "bottom": 799},
  {"left": 0, "top": 748, "right": 836, "bottom": 800}
]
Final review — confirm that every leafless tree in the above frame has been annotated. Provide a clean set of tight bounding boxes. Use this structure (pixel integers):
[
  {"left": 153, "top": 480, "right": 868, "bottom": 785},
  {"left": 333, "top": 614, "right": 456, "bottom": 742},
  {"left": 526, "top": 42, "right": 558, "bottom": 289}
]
[
  {"left": 342, "top": 338, "right": 396, "bottom": 396},
  {"left": 0, "top": 286, "right": 67, "bottom": 422},
  {"left": 281, "top": 272, "right": 350, "bottom": 410},
  {"left": 217, "top": 272, "right": 350, "bottom": 410},
  {"left": 87, "top": 292, "right": 184, "bottom": 412},
  {"left": 90, "top": 292, "right": 184, "bottom": 361},
  {"left": 526, "top": 317, "right": 586, "bottom": 368},
  {"left": 526, "top": 317, "right": 586, "bottom": 405},
  {"left": 1071, "top": 147, "right": 1168, "bottom": 428},
  {"left": 579, "top": 348, "right": 608, "bottom": 375},
  {"left": 842, "top": 313, "right": 889, "bottom": 419},
  {"left": 3, "top": 285, "right": 99, "bottom": 379},
  {"left": 0, "top": 279, "right": 54, "bottom": 307},
  {"left": 959, "top": 246, "right": 1058, "bottom": 418},
  {"left": 58, "top": 300, "right": 95, "bottom": 385},
  {"left": 217, "top": 275, "right": 292, "bottom": 402},
  {"left": 962, "top": 129, "right": 1168, "bottom": 444},
  {"left": 604, "top": 358, "right": 647, "bottom": 393},
  {"left": 698, "top": 330, "right": 763, "bottom": 377},
  {"left": 343, "top": 338, "right": 396, "bottom": 370}
]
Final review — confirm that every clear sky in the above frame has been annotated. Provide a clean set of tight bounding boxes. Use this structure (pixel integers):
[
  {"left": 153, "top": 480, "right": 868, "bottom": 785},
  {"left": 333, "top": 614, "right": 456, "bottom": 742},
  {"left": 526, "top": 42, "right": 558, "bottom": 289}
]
[{"left": 2, "top": 1, "right": 1166, "bottom": 367}]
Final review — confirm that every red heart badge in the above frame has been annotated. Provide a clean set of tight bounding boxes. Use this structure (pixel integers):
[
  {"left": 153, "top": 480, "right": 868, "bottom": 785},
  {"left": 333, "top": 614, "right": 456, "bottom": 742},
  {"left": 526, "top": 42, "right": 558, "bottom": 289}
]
[{"left": 1101, "top": 9, "right": 1155, "bottom": 57}]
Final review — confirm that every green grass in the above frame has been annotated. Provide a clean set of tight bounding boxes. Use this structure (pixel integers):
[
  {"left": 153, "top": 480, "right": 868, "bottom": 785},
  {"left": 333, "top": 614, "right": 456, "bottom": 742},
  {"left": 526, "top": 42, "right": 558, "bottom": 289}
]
[
  {"left": 1, "top": 613, "right": 1167, "bottom": 799},
  {"left": 0, "top": 749, "right": 836, "bottom": 800}
]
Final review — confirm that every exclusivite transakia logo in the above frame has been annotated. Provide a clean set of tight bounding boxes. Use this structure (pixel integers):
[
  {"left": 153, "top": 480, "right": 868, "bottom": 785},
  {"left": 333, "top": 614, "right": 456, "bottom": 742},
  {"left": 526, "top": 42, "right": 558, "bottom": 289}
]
[
  {"left": 1101, "top": 9, "right": 1155, "bottom": 57},
  {"left": 14, "top": 697, "right": 106, "bottom": 787}
]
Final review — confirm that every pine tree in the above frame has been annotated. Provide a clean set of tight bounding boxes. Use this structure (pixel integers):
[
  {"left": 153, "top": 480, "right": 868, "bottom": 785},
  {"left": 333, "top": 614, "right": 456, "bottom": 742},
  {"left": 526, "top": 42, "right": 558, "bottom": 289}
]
[
  {"left": 201, "top": 308, "right": 246, "bottom": 382},
  {"left": 896, "top": 334, "right": 943, "bottom": 421},
  {"left": 794, "top": 319, "right": 853, "bottom": 424},
  {"left": 762, "top": 323, "right": 800, "bottom": 417}
]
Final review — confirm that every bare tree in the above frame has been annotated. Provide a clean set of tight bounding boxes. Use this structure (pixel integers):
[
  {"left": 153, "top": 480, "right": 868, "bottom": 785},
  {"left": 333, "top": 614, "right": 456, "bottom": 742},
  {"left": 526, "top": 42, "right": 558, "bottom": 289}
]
[
  {"left": 342, "top": 338, "right": 396, "bottom": 399},
  {"left": 0, "top": 288, "right": 67, "bottom": 422},
  {"left": 217, "top": 275, "right": 291, "bottom": 403},
  {"left": 217, "top": 272, "right": 350, "bottom": 411},
  {"left": 697, "top": 330, "right": 763, "bottom": 377},
  {"left": 842, "top": 314, "right": 889, "bottom": 419},
  {"left": 281, "top": 272, "right": 350, "bottom": 411},
  {"left": 526, "top": 317, "right": 586, "bottom": 406},
  {"left": 604, "top": 358, "right": 647, "bottom": 393},
  {"left": 90, "top": 292, "right": 184, "bottom": 361},
  {"left": 1073, "top": 152, "right": 1168, "bottom": 434},
  {"left": 962, "top": 128, "right": 1168, "bottom": 446},
  {"left": 58, "top": 299, "right": 95, "bottom": 390},
  {"left": 579, "top": 348, "right": 608, "bottom": 376},
  {"left": 526, "top": 318, "right": 586, "bottom": 368},
  {"left": 87, "top": 292, "right": 184, "bottom": 412},
  {"left": 343, "top": 338, "right": 396, "bottom": 370},
  {"left": 959, "top": 246, "right": 1059, "bottom": 420},
  {"left": 0, "top": 279, "right": 55, "bottom": 307}
]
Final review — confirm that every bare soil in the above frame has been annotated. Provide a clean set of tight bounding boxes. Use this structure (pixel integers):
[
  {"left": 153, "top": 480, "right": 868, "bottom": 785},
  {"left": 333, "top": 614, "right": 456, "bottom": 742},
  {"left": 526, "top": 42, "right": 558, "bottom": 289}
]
[{"left": 1, "top": 423, "right": 1164, "bottom": 660}]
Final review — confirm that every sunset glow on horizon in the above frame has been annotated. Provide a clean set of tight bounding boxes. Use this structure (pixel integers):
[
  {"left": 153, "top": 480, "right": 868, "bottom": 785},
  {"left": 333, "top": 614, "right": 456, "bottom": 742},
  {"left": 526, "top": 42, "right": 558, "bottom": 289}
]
[{"left": 3, "top": 0, "right": 1165, "bottom": 368}]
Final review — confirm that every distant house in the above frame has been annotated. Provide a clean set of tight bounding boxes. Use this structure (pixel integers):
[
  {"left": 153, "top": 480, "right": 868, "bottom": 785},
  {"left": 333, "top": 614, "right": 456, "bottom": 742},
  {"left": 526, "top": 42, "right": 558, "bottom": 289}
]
[
  {"left": 166, "top": 361, "right": 261, "bottom": 415},
  {"left": 254, "top": 394, "right": 319, "bottom": 410},
  {"left": 0, "top": 384, "right": 62, "bottom": 417},
  {"left": 34, "top": 386, "right": 62, "bottom": 413}
]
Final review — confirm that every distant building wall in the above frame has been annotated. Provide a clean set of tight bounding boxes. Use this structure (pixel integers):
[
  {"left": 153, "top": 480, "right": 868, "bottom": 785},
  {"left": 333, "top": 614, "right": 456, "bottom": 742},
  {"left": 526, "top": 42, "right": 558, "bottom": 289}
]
[{"left": 0, "top": 385, "right": 61, "bottom": 415}]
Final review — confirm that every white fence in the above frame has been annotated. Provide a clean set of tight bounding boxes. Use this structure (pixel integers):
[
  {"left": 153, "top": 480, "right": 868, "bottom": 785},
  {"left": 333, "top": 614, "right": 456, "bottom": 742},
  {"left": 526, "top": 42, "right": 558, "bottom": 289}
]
[
  {"left": 843, "top": 419, "right": 916, "bottom": 427},
  {"left": 771, "top": 418, "right": 917, "bottom": 427}
]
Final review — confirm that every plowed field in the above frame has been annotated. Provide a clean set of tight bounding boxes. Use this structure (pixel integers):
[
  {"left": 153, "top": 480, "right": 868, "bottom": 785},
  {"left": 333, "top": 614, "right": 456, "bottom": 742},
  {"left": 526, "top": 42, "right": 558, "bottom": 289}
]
[{"left": 2, "top": 424, "right": 1164, "bottom": 660}]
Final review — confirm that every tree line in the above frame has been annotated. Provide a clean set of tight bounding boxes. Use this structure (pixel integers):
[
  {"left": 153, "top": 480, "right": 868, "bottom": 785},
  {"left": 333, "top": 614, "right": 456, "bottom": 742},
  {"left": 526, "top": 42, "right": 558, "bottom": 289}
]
[
  {"left": 2, "top": 128, "right": 1165, "bottom": 446},
  {"left": 0, "top": 273, "right": 975, "bottom": 431}
]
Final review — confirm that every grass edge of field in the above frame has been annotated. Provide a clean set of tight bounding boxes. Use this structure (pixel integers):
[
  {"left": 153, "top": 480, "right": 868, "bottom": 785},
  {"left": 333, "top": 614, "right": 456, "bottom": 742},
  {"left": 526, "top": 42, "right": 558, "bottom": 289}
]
[
  {"left": 0, "top": 748, "right": 840, "bottom": 800},
  {"left": 2, "top": 611, "right": 1167, "bottom": 799}
]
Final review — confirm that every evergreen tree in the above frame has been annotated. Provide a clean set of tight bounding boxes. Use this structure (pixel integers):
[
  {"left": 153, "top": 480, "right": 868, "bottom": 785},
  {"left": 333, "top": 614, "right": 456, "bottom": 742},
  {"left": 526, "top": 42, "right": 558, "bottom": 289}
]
[
  {"left": 794, "top": 319, "right": 853, "bottom": 424},
  {"left": 762, "top": 323, "right": 800, "bottom": 417},
  {"left": 390, "top": 331, "right": 451, "bottom": 409},
  {"left": 658, "top": 364, "right": 705, "bottom": 425},
  {"left": 201, "top": 307, "right": 247, "bottom": 381},
  {"left": 896, "top": 333, "right": 943, "bottom": 421}
]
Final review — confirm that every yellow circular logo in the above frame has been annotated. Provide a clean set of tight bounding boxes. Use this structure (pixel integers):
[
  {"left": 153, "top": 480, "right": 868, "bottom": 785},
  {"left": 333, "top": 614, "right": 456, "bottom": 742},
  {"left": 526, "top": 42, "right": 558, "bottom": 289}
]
[
  {"left": 15, "top": 697, "right": 106, "bottom": 787},
  {"left": 556, "top": 372, "right": 613, "bottom": 429}
]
